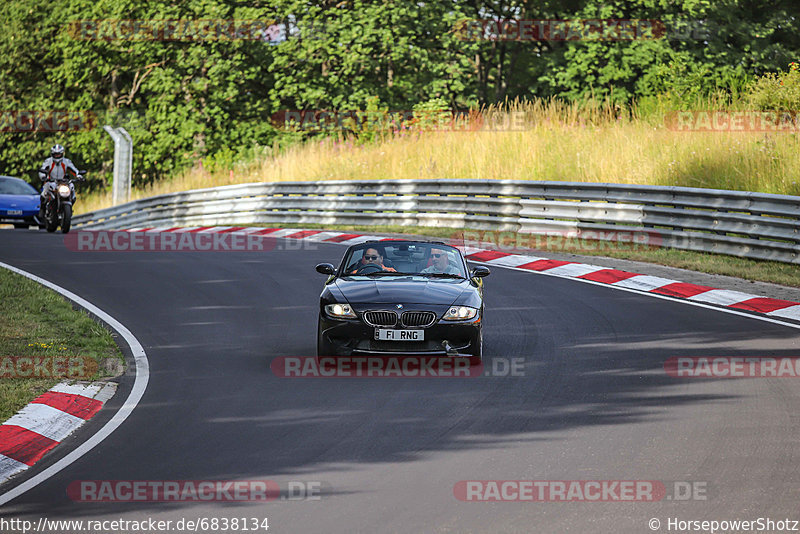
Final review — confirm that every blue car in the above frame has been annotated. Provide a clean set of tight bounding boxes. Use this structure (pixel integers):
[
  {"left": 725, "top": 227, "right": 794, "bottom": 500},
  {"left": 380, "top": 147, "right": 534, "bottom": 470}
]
[{"left": 0, "top": 175, "right": 41, "bottom": 229}]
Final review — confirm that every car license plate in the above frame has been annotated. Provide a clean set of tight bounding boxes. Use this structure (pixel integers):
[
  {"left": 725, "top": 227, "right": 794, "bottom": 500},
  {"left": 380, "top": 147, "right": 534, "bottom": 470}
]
[
  {"left": 375, "top": 329, "right": 424, "bottom": 341},
  {"left": 6, "top": 210, "right": 21, "bottom": 215}
]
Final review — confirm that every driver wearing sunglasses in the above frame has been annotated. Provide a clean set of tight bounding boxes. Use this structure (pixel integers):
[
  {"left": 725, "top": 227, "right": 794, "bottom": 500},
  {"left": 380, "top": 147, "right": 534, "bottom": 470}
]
[
  {"left": 349, "top": 247, "right": 397, "bottom": 274},
  {"left": 420, "top": 248, "right": 461, "bottom": 275}
]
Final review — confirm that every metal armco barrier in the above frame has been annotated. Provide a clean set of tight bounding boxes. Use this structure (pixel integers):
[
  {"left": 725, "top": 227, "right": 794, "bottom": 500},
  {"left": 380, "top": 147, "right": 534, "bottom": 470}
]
[{"left": 72, "top": 179, "right": 800, "bottom": 263}]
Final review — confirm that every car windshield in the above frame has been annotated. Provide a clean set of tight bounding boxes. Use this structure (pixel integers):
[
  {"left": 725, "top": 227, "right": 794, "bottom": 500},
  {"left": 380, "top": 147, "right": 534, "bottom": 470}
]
[
  {"left": 340, "top": 242, "right": 467, "bottom": 278},
  {"left": 0, "top": 178, "right": 36, "bottom": 195}
]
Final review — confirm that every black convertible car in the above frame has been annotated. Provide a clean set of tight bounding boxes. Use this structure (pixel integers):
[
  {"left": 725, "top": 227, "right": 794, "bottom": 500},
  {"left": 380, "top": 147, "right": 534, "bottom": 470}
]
[{"left": 315, "top": 239, "right": 489, "bottom": 363}]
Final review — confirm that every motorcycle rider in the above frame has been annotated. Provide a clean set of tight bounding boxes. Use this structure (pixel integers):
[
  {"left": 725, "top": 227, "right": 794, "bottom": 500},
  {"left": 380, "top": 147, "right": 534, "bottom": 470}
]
[{"left": 38, "top": 144, "right": 81, "bottom": 222}]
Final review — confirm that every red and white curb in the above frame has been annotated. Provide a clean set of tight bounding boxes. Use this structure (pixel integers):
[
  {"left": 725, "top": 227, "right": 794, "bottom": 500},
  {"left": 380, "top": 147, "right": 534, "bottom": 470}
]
[
  {"left": 102, "top": 225, "right": 800, "bottom": 323},
  {"left": 0, "top": 260, "right": 147, "bottom": 507},
  {"left": 0, "top": 382, "right": 116, "bottom": 483}
]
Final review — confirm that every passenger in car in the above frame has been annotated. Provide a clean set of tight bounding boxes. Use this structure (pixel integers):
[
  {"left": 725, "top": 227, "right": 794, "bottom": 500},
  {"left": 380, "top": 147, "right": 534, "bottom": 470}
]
[{"left": 420, "top": 248, "right": 461, "bottom": 275}]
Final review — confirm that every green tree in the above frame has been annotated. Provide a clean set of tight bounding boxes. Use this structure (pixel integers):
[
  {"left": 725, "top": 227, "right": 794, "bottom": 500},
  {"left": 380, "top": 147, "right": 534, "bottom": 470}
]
[{"left": 0, "top": 0, "right": 279, "bottom": 190}]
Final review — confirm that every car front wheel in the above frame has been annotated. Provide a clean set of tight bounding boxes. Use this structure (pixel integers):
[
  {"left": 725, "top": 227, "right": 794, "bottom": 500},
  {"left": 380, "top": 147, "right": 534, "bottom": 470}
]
[
  {"left": 317, "top": 318, "right": 335, "bottom": 358},
  {"left": 468, "top": 328, "right": 483, "bottom": 366}
]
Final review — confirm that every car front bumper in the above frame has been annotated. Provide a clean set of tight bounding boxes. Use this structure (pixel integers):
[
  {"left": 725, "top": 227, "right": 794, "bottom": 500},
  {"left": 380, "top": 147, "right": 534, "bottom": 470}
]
[
  {"left": 0, "top": 212, "right": 39, "bottom": 225},
  {"left": 319, "top": 313, "right": 481, "bottom": 357}
]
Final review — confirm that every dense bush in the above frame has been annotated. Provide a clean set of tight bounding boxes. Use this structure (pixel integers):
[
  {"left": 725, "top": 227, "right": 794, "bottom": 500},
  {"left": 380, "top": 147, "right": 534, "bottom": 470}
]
[{"left": 749, "top": 62, "right": 800, "bottom": 111}]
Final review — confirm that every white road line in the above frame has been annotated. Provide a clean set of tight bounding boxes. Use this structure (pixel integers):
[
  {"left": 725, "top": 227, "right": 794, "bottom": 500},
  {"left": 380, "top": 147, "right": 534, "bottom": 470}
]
[
  {"left": 0, "top": 262, "right": 149, "bottom": 506},
  {"left": 469, "top": 259, "right": 800, "bottom": 331},
  {"left": 294, "top": 230, "right": 800, "bottom": 329},
  {"left": 307, "top": 230, "right": 800, "bottom": 329}
]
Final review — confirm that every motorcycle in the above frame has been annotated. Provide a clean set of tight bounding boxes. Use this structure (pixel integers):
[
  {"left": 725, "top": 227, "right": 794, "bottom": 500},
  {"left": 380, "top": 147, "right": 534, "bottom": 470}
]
[{"left": 42, "top": 171, "right": 86, "bottom": 234}]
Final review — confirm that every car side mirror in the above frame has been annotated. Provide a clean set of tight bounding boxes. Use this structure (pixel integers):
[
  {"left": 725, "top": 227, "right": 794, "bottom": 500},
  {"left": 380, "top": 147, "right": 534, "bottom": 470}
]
[
  {"left": 470, "top": 266, "right": 490, "bottom": 278},
  {"left": 316, "top": 263, "right": 336, "bottom": 275}
]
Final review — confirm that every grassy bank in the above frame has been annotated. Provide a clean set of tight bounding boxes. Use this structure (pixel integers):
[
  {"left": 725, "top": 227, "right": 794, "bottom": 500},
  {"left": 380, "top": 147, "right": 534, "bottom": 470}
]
[
  {"left": 0, "top": 268, "right": 124, "bottom": 421},
  {"left": 77, "top": 98, "right": 800, "bottom": 215}
]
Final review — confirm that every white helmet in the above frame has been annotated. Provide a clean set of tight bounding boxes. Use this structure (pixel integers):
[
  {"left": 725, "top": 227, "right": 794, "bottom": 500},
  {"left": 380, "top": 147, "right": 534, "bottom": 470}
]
[{"left": 50, "top": 144, "right": 65, "bottom": 162}]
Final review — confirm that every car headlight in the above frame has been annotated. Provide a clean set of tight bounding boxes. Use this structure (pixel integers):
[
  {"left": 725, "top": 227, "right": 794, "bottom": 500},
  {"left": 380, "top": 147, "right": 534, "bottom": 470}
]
[
  {"left": 57, "top": 184, "right": 71, "bottom": 197},
  {"left": 442, "top": 306, "right": 478, "bottom": 321},
  {"left": 325, "top": 303, "right": 356, "bottom": 319}
]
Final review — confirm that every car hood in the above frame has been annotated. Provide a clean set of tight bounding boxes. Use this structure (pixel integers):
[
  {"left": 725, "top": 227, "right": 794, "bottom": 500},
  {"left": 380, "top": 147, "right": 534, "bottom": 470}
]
[
  {"left": 334, "top": 277, "right": 468, "bottom": 305},
  {"left": 0, "top": 194, "right": 38, "bottom": 208}
]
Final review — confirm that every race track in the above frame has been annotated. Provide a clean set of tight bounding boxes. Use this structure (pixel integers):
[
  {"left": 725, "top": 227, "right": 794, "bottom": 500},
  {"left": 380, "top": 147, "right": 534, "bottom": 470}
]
[{"left": 1, "top": 229, "right": 799, "bottom": 533}]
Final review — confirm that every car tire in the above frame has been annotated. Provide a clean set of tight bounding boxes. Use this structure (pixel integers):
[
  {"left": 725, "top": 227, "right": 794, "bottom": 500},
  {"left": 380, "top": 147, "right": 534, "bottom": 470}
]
[
  {"left": 468, "top": 329, "right": 483, "bottom": 367},
  {"left": 317, "top": 318, "right": 335, "bottom": 358}
]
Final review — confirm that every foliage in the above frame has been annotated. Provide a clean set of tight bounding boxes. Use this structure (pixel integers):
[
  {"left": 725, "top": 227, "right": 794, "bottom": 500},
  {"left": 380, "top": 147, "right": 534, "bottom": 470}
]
[
  {"left": 0, "top": 0, "right": 279, "bottom": 191},
  {"left": 749, "top": 62, "right": 800, "bottom": 111},
  {"left": 0, "top": 0, "right": 798, "bottom": 190}
]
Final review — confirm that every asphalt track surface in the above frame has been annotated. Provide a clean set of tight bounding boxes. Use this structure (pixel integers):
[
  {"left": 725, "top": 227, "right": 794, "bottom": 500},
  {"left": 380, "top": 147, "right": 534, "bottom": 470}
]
[{"left": 1, "top": 229, "right": 800, "bottom": 534}]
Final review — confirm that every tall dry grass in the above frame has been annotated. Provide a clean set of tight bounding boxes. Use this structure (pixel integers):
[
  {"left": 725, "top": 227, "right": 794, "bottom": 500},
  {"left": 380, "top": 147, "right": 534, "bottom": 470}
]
[{"left": 77, "top": 98, "right": 800, "bottom": 214}]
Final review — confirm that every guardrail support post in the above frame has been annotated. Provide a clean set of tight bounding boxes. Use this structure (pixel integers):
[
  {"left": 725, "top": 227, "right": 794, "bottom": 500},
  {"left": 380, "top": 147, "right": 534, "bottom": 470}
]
[{"left": 104, "top": 126, "right": 133, "bottom": 206}]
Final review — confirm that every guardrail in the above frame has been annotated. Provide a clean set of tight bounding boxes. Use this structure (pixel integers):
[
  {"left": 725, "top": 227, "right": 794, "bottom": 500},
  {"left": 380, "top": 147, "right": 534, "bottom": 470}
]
[{"left": 73, "top": 179, "right": 800, "bottom": 263}]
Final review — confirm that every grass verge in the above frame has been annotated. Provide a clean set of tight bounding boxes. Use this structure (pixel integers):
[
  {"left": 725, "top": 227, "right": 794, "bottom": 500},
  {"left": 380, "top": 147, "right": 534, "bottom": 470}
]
[
  {"left": 268, "top": 222, "right": 800, "bottom": 288},
  {"left": 0, "top": 267, "right": 124, "bottom": 422}
]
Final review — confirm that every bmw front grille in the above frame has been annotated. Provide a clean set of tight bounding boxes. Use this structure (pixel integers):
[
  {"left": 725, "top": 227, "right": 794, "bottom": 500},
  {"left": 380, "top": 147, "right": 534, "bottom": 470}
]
[
  {"left": 400, "top": 311, "right": 436, "bottom": 327},
  {"left": 363, "top": 311, "right": 398, "bottom": 327}
]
